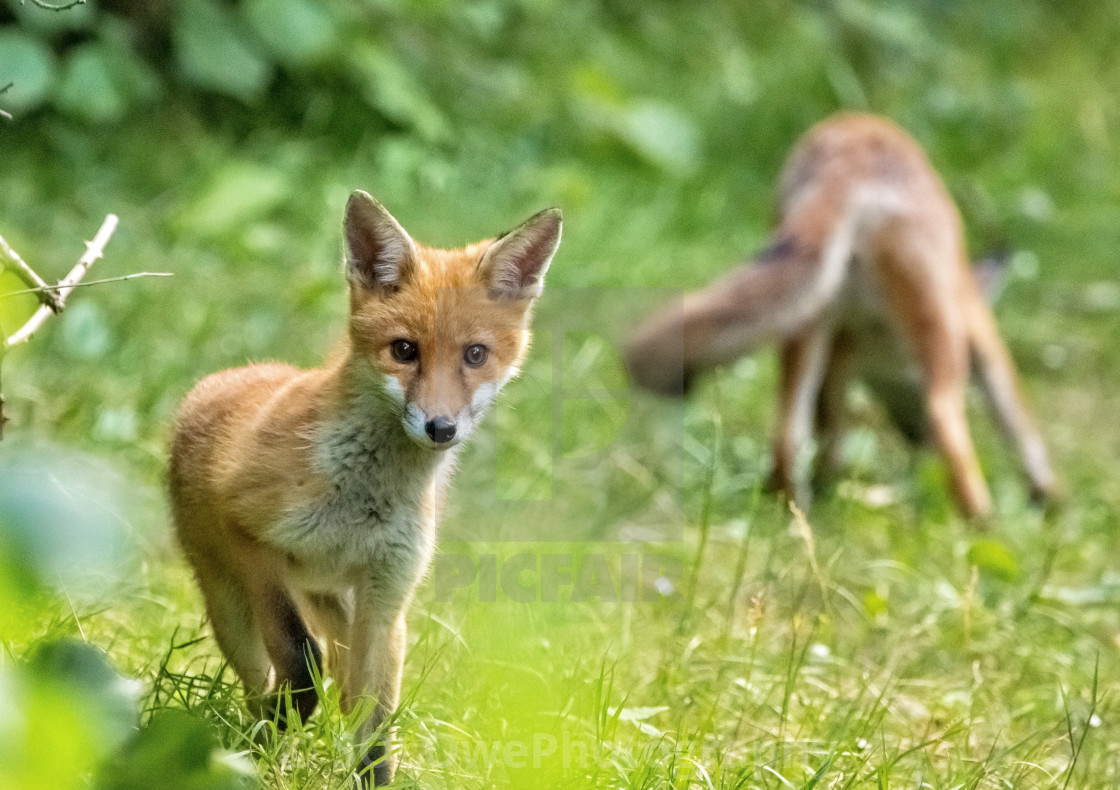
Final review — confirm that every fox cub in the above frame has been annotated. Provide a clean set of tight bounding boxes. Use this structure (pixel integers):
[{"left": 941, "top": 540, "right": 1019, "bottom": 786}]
[
  {"left": 627, "top": 113, "right": 1054, "bottom": 519},
  {"left": 169, "top": 192, "right": 562, "bottom": 784}
]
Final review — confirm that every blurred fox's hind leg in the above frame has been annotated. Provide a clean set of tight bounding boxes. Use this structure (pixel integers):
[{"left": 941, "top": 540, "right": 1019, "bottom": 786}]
[
  {"left": 812, "top": 331, "right": 856, "bottom": 487},
  {"left": 768, "top": 321, "right": 833, "bottom": 508},
  {"left": 966, "top": 298, "right": 1055, "bottom": 503},
  {"left": 879, "top": 257, "right": 992, "bottom": 519}
]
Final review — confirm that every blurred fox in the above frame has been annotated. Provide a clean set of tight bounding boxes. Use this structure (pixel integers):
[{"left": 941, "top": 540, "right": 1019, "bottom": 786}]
[
  {"left": 169, "top": 192, "right": 561, "bottom": 785},
  {"left": 627, "top": 113, "right": 1053, "bottom": 519}
]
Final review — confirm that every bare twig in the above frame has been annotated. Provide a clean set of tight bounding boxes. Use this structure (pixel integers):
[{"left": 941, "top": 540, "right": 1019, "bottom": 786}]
[
  {"left": 0, "top": 213, "right": 122, "bottom": 438},
  {"left": 4, "top": 214, "right": 119, "bottom": 349},
  {"left": 0, "top": 232, "right": 65, "bottom": 311},
  {"left": 24, "top": 0, "right": 86, "bottom": 11},
  {"left": 1, "top": 271, "right": 172, "bottom": 299},
  {"left": 0, "top": 367, "right": 7, "bottom": 439},
  {"left": 0, "top": 82, "right": 11, "bottom": 122}
]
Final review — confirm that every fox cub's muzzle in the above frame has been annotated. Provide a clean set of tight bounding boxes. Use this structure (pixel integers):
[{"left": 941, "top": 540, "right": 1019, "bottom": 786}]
[{"left": 425, "top": 416, "right": 457, "bottom": 444}]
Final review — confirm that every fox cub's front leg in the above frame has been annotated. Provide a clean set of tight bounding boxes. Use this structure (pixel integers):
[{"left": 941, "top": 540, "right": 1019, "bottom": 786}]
[{"left": 345, "top": 601, "right": 409, "bottom": 786}]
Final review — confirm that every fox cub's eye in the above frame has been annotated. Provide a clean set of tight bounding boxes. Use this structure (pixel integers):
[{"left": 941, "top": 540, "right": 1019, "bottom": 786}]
[
  {"left": 390, "top": 339, "right": 419, "bottom": 363},
  {"left": 464, "top": 344, "right": 489, "bottom": 367}
]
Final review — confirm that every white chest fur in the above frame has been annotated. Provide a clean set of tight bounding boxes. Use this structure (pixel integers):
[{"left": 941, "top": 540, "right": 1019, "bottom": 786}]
[{"left": 269, "top": 396, "right": 454, "bottom": 593}]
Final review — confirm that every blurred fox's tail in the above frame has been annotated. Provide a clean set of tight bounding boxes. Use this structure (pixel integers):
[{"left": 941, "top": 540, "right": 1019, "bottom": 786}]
[{"left": 626, "top": 209, "right": 857, "bottom": 395}]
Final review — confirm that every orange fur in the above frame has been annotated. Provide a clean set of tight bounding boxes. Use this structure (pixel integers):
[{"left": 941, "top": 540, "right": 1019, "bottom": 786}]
[
  {"left": 627, "top": 113, "right": 1054, "bottom": 519},
  {"left": 169, "top": 192, "right": 561, "bottom": 784}
]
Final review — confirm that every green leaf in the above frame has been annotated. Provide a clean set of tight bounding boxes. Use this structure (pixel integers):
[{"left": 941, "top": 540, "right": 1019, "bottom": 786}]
[
  {"left": 0, "top": 641, "right": 139, "bottom": 790},
  {"left": 573, "top": 85, "right": 702, "bottom": 175},
  {"left": 95, "top": 710, "right": 255, "bottom": 790},
  {"left": 348, "top": 44, "right": 451, "bottom": 143},
  {"left": 26, "top": 640, "right": 140, "bottom": 750},
  {"left": 967, "top": 539, "right": 1021, "bottom": 582},
  {"left": 53, "top": 35, "right": 163, "bottom": 124},
  {"left": 176, "top": 162, "right": 290, "bottom": 239},
  {"left": 616, "top": 100, "right": 702, "bottom": 176},
  {"left": 173, "top": 0, "right": 273, "bottom": 102},
  {"left": 243, "top": 0, "right": 338, "bottom": 68},
  {"left": 96, "top": 18, "right": 162, "bottom": 105},
  {"left": 54, "top": 43, "right": 129, "bottom": 124},
  {"left": 835, "top": 0, "right": 935, "bottom": 58},
  {"left": 0, "top": 665, "right": 103, "bottom": 790},
  {"left": 0, "top": 29, "right": 57, "bottom": 113}
]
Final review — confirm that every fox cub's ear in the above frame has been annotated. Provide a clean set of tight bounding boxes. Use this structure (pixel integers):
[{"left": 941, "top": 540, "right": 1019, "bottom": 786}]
[
  {"left": 344, "top": 190, "right": 416, "bottom": 292},
  {"left": 479, "top": 208, "right": 562, "bottom": 300}
]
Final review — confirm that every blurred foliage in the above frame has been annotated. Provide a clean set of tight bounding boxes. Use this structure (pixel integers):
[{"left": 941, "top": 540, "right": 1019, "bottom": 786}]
[
  {"left": 96, "top": 710, "right": 255, "bottom": 790},
  {"left": 0, "top": 639, "right": 137, "bottom": 790},
  {"left": 0, "top": 0, "right": 1112, "bottom": 190},
  {"left": 0, "top": 443, "right": 253, "bottom": 788},
  {"left": 0, "top": 441, "right": 132, "bottom": 636}
]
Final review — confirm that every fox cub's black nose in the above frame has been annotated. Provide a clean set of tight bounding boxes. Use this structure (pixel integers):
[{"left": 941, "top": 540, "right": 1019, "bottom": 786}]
[{"left": 425, "top": 417, "right": 457, "bottom": 443}]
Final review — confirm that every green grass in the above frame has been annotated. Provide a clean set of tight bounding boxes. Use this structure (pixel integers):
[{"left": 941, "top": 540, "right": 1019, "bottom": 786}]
[{"left": 3, "top": 2, "right": 1120, "bottom": 788}]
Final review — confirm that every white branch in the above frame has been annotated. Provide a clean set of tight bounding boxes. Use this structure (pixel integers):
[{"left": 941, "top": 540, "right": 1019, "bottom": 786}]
[
  {"left": 0, "top": 232, "right": 64, "bottom": 311},
  {"left": 27, "top": 0, "right": 86, "bottom": 10},
  {"left": 4, "top": 214, "right": 119, "bottom": 349}
]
